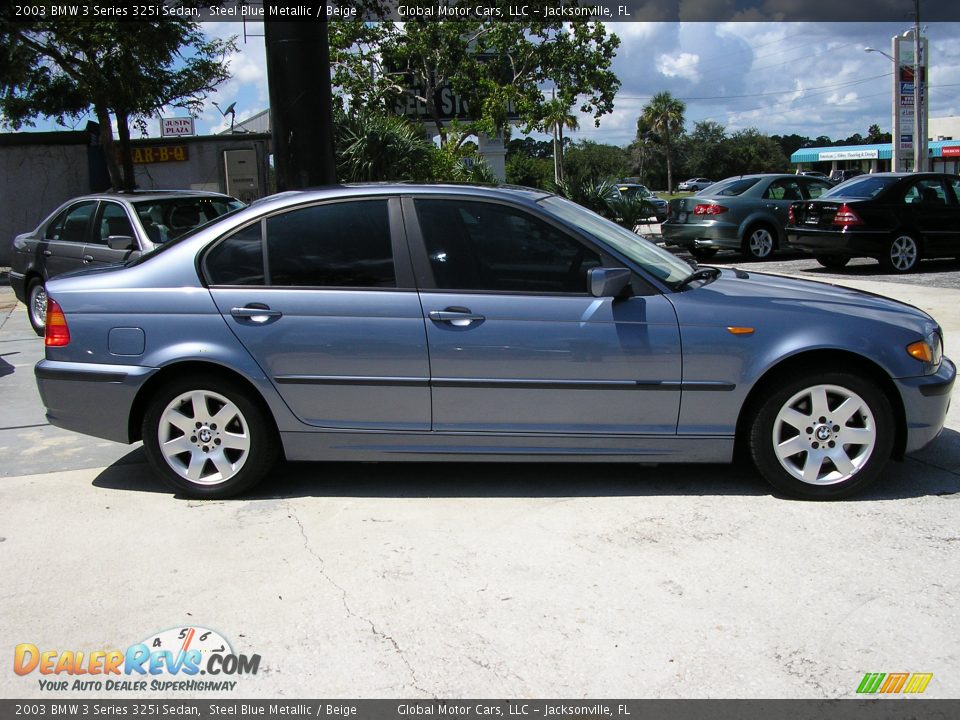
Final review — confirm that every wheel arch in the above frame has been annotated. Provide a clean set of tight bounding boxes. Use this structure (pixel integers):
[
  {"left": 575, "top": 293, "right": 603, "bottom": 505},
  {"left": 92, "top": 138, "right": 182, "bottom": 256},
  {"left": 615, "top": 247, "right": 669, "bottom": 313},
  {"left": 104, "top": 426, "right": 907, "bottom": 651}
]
[
  {"left": 128, "top": 360, "right": 282, "bottom": 448},
  {"left": 734, "top": 349, "right": 908, "bottom": 461},
  {"left": 740, "top": 214, "right": 783, "bottom": 246}
]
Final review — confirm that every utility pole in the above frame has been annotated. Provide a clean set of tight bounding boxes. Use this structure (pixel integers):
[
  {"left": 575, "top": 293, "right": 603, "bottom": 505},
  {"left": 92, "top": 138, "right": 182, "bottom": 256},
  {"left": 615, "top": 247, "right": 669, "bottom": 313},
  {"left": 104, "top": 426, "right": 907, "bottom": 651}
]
[
  {"left": 264, "top": 3, "right": 337, "bottom": 190},
  {"left": 913, "top": 0, "right": 923, "bottom": 172}
]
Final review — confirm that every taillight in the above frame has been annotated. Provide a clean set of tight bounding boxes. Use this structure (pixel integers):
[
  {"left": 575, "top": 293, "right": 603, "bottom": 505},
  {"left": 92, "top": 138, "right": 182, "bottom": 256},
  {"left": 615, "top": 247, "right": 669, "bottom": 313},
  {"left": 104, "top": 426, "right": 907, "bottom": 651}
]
[
  {"left": 693, "top": 203, "right": 728, "bottom": 215},
  {"left": 788, "top": 204, "right": 796, "bottom": 224},
  {"left": 45, "top": 298, "right": 70, "bottom": 347},
  {"left": 833, "top": 203, "right": 863, "bottom": 227}
]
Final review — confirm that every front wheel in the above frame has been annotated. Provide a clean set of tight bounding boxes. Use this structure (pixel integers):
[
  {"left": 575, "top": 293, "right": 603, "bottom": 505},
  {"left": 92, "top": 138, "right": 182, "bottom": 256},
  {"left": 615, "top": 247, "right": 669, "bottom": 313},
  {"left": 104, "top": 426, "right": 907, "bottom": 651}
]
[
  {"left": 742, "top": 225, "right": 776, "bottom": 260},
  {"left": 142, "top": 375, "right": 279, "bottom": 498},
  {"left": 880, "top": 234, "right": 920, "bottom": 273},
  {"left": 26, "top": 278, "right": 47, "bottom": 336},
  {"left": 748, "top": 372, "right": 894, "bottom": 499}
]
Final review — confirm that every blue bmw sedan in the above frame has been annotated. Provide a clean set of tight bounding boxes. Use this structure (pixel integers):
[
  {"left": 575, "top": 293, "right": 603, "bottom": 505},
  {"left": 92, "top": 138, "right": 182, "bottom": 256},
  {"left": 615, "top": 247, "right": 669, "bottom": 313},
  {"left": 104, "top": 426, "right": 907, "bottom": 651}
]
[{"left": 34, "top": 185, "right": 954, "bottom": 499}]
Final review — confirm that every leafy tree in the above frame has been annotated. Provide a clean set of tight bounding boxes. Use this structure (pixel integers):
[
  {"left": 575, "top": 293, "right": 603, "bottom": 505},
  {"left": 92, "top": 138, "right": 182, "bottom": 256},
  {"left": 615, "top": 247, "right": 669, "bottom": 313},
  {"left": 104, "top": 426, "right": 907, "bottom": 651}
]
[
  {"left": 562, "top": 140, "right": 631, "bottom": 189},
  {"left": 679, "top": 120, "right": 730, "bottom": 179},
  {"left": 335, "top": 112, "right": 434, "bottom": 182},
  {"left": 639, "top": 91, "right": 685, "bottom": 192},
  {"left": 0, "top": 20, "right": 235, "bottom": 190},
  {"left": 506, "top": 137, "right": 555, "bottom": 160},
  {"left": 330, "top": 16, "right": 620, "bottom": 147},
  {"left": 506, "top": 152, "right": 553, "bottom": 188},
  {"left": 726, "top": 129, "right": 789, "bottom": 174},
  {"left": 551, "top": 177, "right": 618, "bottom": 217}
]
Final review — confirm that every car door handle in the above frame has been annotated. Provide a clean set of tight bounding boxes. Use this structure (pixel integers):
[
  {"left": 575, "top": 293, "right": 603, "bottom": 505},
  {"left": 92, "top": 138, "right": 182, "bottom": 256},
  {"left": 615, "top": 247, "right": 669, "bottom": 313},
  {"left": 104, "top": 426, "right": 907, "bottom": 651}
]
[
  {"left": 428, "top": 308, "right": 485, "bottom": 327},
  {"left": 231, "top": 304, "right": 283, "bottom": 323},
  {"left": 83, "top": 255, "right": 94, "bottom": 263},
  {"left": 42, "top": 250, "right": 53, "bottom": 256}
]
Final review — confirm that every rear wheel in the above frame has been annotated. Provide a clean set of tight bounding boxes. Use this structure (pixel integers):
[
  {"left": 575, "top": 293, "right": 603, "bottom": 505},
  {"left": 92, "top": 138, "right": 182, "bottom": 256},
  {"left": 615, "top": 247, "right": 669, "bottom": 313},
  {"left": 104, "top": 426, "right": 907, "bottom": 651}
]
[
  {"left": 880, "top": 234, "right": 920, "bottom": 273},
  {"left": 26, "top": 278, "right": 47, "bottom": 336},
  {"left": 142, "top": 375, "right": 279, "bottom": 498},
  {"left": 815, "top": 255, "right": 851, "bottom": 270},
  {"left": 742, "top": 225, "right": 776, "bottom": 260},
  {"left": 748, "top": 371, "right": 894, "bottom": 499}
]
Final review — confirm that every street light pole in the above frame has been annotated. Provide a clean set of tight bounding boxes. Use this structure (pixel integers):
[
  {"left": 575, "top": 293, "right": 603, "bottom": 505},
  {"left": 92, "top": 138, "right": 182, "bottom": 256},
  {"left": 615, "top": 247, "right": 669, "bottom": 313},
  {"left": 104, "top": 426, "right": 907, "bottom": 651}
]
[
  {"left": 864, "top": 45, "right": 898, "bottom": 170},
  {"left": 912, "top": 0, "right": 924, "bottom": 172}
]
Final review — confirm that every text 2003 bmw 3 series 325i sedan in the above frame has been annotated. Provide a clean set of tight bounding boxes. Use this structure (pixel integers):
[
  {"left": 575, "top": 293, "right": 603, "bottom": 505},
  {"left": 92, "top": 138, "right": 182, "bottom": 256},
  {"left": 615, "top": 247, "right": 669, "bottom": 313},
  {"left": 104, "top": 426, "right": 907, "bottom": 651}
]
[{"left": 35, "top": 185, "right": 954, "bottom": 500}]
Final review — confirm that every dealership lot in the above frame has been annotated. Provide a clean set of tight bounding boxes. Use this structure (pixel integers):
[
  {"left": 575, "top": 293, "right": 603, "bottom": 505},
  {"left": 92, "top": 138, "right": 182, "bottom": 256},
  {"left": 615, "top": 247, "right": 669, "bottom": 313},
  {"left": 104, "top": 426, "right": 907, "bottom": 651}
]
[{"left": 1, "top": 262, "right": 958, "bottom": 699}]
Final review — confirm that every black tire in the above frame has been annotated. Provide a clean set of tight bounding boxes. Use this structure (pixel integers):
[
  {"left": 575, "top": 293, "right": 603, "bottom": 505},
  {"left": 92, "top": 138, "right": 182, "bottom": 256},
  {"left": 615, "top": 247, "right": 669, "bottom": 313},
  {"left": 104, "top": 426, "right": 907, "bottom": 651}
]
[
  {"left": 748, "top": 370, "right": 894, "bottom": 500},
  {"left": 26, "top": 277, "right": 47, "bottom": 336},
  {"left": 142, "top": 374, "right": 279, "bottom": 498},
  {"left": 690, "top": 247, "right": 718, "bottom": 261},
  {"left": 880, "top": 233, "right": 920, "bottom": 273},
  {"left": 741, "top": 224, "right": 777, "bottom": 260},
  {"left": 815, "top": 255, "right": 851, "bottom": 270}
]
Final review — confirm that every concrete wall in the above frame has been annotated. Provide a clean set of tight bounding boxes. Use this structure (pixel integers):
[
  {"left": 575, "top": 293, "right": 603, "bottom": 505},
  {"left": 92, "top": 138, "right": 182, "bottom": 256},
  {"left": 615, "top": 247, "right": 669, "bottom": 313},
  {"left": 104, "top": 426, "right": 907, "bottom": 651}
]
[
  {"left": 1, "top": 132, "right": 271, "bottom": 266},
  {"left": 0, "top": 135, "right": 90, "bottom": 266}
]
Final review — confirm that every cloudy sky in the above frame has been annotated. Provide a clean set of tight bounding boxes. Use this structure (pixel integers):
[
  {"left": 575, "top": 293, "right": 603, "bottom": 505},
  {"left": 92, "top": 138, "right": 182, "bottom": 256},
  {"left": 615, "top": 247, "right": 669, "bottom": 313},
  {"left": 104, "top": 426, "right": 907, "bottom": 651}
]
[{"left": 34, "top": 21, "right": 960, "bottom": 147}]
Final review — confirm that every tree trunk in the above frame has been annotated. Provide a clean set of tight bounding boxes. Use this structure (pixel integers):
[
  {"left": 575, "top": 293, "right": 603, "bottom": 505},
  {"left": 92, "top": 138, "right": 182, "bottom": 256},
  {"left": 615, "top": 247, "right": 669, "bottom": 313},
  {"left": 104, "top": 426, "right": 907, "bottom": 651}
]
[
  {"left": 665, "top": 130, "right": 673, "bottom": 193},
  {"left": 94, "top": 105, "right": 122, "bottom": 190},
  {"left": 116, "top": 110, "right": 136, "bottom": 191},
  {"left": 557, "top": 126, "right": 564, "bottom": 182}
]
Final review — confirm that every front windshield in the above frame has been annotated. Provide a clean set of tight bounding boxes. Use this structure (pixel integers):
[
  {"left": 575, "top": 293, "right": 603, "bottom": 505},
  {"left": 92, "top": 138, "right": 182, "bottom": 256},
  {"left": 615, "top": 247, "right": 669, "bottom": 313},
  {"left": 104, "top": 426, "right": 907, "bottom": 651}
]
[
  {"left": 822, "top": 176, "right": 897, "bottom": 199},
  {"left": 539, "top": 195, "right": 692, "bottom": 287},
  {"left": 618, "top": 185, "right": 653, "bottom": 199}
]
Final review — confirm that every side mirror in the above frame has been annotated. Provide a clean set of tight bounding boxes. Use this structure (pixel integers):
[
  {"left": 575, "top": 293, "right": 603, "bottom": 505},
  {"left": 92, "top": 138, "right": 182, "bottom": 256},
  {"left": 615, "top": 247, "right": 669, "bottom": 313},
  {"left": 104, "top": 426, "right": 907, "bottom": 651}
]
[
  {"left": 589, "top": 267, "right": 632, "bottom": 298},
  {"left": 106, "top": 235, "right": 137, "bottom": 251}
]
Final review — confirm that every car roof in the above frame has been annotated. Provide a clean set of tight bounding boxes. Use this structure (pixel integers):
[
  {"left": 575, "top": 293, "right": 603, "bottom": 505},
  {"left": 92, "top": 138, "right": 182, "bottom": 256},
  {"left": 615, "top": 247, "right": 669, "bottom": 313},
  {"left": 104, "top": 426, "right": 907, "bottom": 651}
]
[{"left": 71, "top": 190, "right": 238, "bottom": 203}]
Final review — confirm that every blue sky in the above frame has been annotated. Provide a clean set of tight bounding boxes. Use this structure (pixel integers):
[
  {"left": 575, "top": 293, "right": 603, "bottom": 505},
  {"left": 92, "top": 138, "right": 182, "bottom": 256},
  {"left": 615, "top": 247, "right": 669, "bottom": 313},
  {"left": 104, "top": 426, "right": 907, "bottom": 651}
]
[{"left": 18, "top": 21, "right": 960, "bottom": 146}]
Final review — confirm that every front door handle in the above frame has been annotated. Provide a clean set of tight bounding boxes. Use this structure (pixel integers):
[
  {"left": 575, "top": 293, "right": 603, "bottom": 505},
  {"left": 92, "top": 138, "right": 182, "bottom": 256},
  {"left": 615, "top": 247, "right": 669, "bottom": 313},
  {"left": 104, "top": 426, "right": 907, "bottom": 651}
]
[
  {"left": 42, "top": 250, "right": 53, "bottom": 257},
  {"left": 429, "top": 307, "right": 485, "bottom": 327},
  {"left": 83, "top": 255, "right": 94, "bottom": 263},
  {"left": 231, "top": 304, "right": 283, "bottom": 323}
]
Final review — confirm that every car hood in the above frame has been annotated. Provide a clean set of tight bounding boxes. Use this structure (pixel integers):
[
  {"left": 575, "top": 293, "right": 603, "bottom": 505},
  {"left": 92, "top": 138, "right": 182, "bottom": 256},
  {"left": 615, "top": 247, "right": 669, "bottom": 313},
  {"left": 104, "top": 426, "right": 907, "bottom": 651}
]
[{"left": 671, "top": 269, "right": 937, "bottom": 334}]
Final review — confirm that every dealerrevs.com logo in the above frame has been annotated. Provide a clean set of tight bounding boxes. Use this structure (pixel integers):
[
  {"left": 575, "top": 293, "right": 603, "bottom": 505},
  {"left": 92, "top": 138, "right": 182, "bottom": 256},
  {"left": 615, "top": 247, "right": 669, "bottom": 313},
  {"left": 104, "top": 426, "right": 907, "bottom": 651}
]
[
  {"left": 856, "top": 673, "right": 934, "bottom": 694},
  {"left": 13, "top": 626, "right": 260, "bottom": 692}
]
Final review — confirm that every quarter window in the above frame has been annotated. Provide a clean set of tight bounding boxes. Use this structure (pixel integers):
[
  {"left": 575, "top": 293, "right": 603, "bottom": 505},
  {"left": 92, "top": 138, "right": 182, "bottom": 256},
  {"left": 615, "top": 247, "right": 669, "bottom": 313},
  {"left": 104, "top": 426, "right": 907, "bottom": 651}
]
[{"left": 415, "top": 199, "right": 601, "bottom": 294}]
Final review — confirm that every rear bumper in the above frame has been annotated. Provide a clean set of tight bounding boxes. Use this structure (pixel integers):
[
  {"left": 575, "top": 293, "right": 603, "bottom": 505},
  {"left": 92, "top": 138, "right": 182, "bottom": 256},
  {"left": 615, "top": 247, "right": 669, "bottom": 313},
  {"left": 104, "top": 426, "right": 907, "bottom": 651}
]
[
  {"left": 896, "top": 357, "right": 956, "bottom": 454},
  {"left": 661, "top": 221, "right": 741, "bottom": 250},
  {"left": 786, "top": 228, "right": 887, "bottom": 256},
  {"left": 35, "top": 360, "right": 158, "bottom": 443}
]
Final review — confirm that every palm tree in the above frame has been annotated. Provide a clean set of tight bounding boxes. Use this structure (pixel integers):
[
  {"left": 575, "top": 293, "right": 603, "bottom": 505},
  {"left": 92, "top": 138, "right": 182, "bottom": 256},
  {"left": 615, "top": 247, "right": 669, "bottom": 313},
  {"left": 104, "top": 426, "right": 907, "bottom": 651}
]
[
  {"left": 542, "top": 95, "right": 580, "bottom": 184},
  {"left": 640, "top": 91, "right": 686, "bottom": 192}
]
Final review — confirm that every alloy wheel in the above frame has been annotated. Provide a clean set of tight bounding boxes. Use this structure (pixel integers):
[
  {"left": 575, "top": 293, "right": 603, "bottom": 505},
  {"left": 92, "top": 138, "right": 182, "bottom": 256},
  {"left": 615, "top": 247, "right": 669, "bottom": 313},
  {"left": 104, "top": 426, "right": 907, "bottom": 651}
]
[
  {"left": 771, "top": 384, "right": 876, "bottom": 485},
  {"left": 746, "top": 228, "right": 774, "bottom": 259},
  {"left": 889, "top": 235, "right": 918, "bottom": 272}
]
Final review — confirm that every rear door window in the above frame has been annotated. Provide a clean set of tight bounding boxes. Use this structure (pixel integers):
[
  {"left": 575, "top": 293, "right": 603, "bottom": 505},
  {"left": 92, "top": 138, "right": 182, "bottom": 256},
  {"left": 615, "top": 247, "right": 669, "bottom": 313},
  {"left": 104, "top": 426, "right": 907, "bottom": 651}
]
[{"left": 45, "top": 201, "right": 96, "bottom": 243}]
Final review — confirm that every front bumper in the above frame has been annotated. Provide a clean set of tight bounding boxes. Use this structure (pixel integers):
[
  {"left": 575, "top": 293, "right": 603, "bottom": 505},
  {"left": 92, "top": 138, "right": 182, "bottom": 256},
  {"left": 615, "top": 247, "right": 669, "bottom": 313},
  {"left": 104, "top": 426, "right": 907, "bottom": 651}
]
[
  {"left": 35, "top": 360, "right": 158, "bottom": 444},
  {"left": 8, "top": 270, "right": 27, "bottom": 304},
  {"left": 896, "top": 357, "right": 956, "bottom": 454}
]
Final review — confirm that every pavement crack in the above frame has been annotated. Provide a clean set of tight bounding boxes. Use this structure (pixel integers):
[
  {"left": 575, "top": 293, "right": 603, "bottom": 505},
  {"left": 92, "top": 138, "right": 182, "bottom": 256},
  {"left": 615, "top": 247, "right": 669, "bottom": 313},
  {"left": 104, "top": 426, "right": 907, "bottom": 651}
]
[{"left": 285, "top": 503, "right": 433, "bottom": 698}]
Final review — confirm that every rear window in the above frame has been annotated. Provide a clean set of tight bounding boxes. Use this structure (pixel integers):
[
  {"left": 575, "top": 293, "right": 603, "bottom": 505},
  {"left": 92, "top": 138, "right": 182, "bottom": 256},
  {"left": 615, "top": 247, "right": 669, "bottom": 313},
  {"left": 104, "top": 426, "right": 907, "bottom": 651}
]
[
  {"left": 706, "top": 177, "right": 761, "bottom": 196},
  {"left": 822, "top": 177, "right": 897, "bottom": 199},
  {"left": 133, "top": 196, "right": 245, "bottom": 243}
]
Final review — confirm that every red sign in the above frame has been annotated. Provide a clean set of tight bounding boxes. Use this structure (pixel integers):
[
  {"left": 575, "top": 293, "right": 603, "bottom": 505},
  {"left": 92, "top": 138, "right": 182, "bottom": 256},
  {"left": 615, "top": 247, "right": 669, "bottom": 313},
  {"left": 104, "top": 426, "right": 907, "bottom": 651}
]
[{"left": 942, "top": 146, "right": 960, "bottom": 157}]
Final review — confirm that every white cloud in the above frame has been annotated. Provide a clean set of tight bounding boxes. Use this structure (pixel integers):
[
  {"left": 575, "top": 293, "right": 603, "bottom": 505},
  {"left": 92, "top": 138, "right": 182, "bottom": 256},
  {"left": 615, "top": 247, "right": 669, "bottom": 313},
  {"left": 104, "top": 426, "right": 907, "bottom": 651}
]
[{"left": 656, "top": 52, "right": 701, "bottom": 83}]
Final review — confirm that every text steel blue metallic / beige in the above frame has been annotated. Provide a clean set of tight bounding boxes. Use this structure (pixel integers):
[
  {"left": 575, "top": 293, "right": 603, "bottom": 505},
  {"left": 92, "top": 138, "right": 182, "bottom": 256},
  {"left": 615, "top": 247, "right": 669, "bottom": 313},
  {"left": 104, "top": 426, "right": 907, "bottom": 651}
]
[{"left": 34, "top": 185, "right": 954, "bottom": 499}]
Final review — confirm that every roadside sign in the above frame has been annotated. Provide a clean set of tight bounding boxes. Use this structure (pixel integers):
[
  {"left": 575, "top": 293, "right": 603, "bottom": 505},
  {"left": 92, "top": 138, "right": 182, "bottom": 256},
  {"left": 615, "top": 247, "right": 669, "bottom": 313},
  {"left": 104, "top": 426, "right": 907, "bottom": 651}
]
[{"left": 160, "top": 117, "right": 195, "bottom": 137}]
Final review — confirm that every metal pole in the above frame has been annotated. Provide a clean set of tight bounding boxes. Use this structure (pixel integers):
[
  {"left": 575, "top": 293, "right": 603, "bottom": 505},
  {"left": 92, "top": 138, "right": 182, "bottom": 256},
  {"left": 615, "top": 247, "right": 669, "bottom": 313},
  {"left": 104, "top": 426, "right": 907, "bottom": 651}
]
[{"left": 913, "top": 0, "right": 922, "bottom": 171}]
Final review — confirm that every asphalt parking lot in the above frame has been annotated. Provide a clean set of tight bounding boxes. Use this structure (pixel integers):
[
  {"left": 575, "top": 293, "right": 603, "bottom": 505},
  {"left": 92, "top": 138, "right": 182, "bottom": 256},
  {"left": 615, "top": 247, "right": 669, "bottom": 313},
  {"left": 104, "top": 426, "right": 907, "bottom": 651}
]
[{"left": 1, "top": 260, "right": 959, "bottom": 700}]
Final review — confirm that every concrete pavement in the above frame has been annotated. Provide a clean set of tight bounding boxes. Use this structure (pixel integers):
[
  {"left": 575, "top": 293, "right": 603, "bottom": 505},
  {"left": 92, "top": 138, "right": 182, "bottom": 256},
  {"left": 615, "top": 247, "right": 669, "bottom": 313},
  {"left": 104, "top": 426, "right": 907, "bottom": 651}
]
[{"left": 1, "top": 276, "right": 958, "bottom": 700}]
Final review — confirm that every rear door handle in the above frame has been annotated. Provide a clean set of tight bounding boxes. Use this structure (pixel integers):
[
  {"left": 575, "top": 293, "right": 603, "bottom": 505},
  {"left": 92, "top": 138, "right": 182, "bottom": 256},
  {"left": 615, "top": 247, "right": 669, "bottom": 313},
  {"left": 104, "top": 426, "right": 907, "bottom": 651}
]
[
  {"left": 42, "top": 250, "right": 53, "bottom": 256},
  {"left": 83, "top": 255, "right": 94, "bottom": 263},
  {"left": 231, "top": 304, "right": 283, "bottom": 323},
  {"left": 429, "top": 307, "right": 485, "bottom": 327}
]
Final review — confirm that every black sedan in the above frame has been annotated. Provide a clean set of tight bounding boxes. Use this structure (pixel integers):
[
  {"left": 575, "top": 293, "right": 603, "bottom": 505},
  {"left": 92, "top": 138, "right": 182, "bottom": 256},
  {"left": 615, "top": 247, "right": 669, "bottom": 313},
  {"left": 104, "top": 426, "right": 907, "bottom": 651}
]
[{"left": 786, "top": 172, "right": 960, "bottom": 273}]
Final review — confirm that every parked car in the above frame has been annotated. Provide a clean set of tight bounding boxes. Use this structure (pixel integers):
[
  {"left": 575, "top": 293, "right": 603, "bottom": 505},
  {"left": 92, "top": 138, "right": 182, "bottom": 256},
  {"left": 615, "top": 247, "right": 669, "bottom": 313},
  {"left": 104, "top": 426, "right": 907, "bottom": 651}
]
[
  {"left": 797, "top": 171, "right": 831, "bottom": 180},
  {"left": 662, "top": 173, "right": 835, "bottom": 261},
  {"left": 829, "top": 169, "right": 864, "bottom": 183},
  {"left": 34, "top": 184, "right": 953, "bottom": 500},
  {"left": 786, "top": 172, "right": 960, "bottom": 273},
  {"left": 9, "top": 191, "right": 244, "bottom": 334},
  {"left": 677, "top": 178, "right": 714, "bottom": 192},
  {"left": 612, "top": 183, "right": 669, "bottom": 222}
]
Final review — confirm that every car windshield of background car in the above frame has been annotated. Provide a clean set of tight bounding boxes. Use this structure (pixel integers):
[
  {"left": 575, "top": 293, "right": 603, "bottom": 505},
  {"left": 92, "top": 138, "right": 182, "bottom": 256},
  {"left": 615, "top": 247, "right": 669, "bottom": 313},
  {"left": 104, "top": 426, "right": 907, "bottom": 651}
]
[
  {"left": 822, "top": 177, "right": 898, "bottom": 199},
  {"left": 539, "top": 195, "right": 692, "bottom": 286},
  {"left": 707, "top": 177, "right": 761, "bottom": 196}
]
